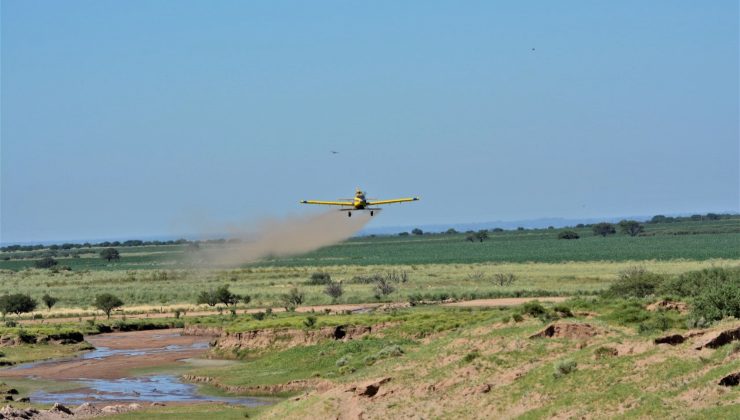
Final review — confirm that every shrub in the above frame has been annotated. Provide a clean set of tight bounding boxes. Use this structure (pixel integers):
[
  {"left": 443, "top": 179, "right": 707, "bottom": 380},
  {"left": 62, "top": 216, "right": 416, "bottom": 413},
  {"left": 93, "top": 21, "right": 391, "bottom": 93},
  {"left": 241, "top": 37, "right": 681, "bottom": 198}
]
[
  {"left": 377, "top": 345, "right": 404, "bottom": 358},
  {"left": 196, "top": 290, "right": 218, "bottom": 307},
  {"left": 553, "top": 359, "right": 577, "bottom": 378},
  {"left": 512, "top": 313, "right": 524, "bottom": 322},
  {"left": 592, "top": 223, "right": 616, "bottom": 237},
  {"left": 303, "top": 315, "right": 317, "bottom": 328},
  {"left": 282, "top": 288, "right": 305, "bottom": 309},
  {"left": 552, "top": 305, "right": 573, "bottom": 318},
  {"left": 605, "top": 267, "right": 664, "bottom": 298},
  {"left": 307, "top": 272, "right": 332, "bottom": 285},
  {"left": 593, "top": 346, "right": 618, "bottom": 359},
  {"left": 324, "top": 281, "right": 343, "bottom": 301},
  {"left": 252, "top": 311, "right": 266, "bottom": 321},
  {"left": 374, "top": 278, "right": 396, "bottom": 299},
  {"left": 335, "top": 356, "right": 350, "bottom": 367},
  {"left": 521, "top": 301, "right": 548, "bottom": 317},
  {"left": 462, "top": 351, "right": 480, "bottom": 363},
  {"left": 493, "top": 273, "right": 516, "bottom": 286},
  {"left": 690, "top": 281, "right": 740, "bottom": 323},
  {"left": 34, "top": 257, "right": 58, "bottom": 269},
  {"left": 99, "top": 248, "right": 120, "bottom": 262},
  {"left": 558, "top": 230, "right": 579, "bottom": 240}
]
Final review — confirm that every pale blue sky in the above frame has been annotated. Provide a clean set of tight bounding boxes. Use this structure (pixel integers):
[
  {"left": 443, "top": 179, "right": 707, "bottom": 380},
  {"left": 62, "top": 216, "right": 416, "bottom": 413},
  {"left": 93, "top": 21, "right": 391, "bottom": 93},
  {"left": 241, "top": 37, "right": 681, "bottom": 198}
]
[{"left": 2, "top": 1, "right": 738, "bottom": 243}]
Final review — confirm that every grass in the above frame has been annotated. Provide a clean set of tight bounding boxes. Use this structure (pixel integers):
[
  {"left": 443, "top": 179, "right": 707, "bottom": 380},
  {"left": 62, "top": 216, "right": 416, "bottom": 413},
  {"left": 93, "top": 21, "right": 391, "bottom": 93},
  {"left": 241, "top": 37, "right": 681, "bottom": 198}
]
[{"left": 1, "top": 260, "right": 737, "bottom": 312}]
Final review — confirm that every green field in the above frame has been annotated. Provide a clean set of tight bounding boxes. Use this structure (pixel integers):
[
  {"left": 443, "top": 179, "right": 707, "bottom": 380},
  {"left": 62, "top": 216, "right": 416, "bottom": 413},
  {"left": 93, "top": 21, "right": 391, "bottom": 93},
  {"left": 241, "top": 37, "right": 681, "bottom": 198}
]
[{"left": 1, "top": 219, "right": 738, "bottom": 271}]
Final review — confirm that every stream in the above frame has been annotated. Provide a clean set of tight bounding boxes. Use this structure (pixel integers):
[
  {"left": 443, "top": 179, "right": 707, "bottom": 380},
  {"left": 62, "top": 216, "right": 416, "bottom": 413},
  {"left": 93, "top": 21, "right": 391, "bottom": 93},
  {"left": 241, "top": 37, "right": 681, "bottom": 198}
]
[{"left": 1, "top": 329, "right": 271, "bottom": 407}]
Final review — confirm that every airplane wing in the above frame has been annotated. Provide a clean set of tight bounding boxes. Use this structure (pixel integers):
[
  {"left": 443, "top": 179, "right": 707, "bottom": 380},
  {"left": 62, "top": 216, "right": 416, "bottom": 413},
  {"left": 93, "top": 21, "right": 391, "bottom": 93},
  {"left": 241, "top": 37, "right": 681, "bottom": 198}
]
[
  {"left": 367, "top": 197, "right": 420, "bottom": 205},
  {"left": 300, "top": 200, "right": 354, "bottom": 206}
]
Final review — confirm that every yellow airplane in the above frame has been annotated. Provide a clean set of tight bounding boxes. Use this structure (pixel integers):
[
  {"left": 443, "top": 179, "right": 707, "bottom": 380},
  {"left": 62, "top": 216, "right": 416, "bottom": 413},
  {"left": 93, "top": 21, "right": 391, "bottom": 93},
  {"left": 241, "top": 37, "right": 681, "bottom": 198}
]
[{"left": 300, "top": 188, "right": 419, "bottom": 217}]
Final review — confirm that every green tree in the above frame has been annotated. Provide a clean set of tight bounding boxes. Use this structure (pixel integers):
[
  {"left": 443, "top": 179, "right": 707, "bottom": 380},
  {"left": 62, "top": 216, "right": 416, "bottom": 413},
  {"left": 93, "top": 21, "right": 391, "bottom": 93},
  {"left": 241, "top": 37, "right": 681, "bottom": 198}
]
[
  {"left": 196, "top": 290, "right": 218, "bottom": 306},
  {"left": 0, "top": 294, "right": 37, "bottom": 318},
  {"left": 475, "top": 230, "right": 489, "bottom": 242},
  {"left": 100, "top": 248, "right": 120, "bottom": 262},
  {"left": 215, "top": 285, "right": 240, "bottom": 306},
  {"left": 619, "top": 220, "right": 644, "bottom": 237},
  {"left": 94, "top": 293, "right": 124, "bottom": 319},
  {"left": 34, "top": 257, "right": 58, "bottom": 269},
  {"left": 592, "top": 222, "right": 616, "bottom": 237},
  {"left": 445, "top": 228, "right": 458, "bottom": 235},
  {"left": 41, "top": 293, "right": 58, "bottom": 311},
  {"left": 411, "top": 228, "right": 424, "bottom": 235}
]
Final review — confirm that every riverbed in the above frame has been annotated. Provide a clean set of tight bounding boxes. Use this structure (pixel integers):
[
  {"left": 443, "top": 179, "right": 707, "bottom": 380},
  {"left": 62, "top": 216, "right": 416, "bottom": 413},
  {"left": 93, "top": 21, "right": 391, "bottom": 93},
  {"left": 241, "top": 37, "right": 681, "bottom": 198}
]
[{"left": 0, "top": 329, "right": 270, "bottom": 407}]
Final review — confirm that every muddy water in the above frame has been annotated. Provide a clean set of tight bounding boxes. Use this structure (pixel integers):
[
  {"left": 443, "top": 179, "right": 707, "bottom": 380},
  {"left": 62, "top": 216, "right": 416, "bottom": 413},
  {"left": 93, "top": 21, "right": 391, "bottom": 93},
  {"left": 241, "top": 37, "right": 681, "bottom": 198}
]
[{"left": 0, "top": 329, "right": 271, "bottom": 407}]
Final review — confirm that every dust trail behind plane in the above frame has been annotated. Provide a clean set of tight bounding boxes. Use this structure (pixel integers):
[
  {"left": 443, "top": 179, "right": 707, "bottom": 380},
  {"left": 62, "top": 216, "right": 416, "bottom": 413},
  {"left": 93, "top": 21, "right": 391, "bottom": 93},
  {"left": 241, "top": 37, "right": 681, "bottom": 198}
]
[{"left": 193, "top": 211, "right": 373, "bottom": 267}]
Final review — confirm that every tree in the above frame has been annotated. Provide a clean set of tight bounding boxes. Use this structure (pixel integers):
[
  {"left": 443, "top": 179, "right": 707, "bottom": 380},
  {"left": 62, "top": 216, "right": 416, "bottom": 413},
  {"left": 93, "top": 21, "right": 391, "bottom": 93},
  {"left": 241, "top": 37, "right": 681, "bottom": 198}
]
[
  {"left": 100, "top": 248, "right": 120, "bottom": 262},
  {"left": 34, "top": 257, "right": 58, "bottom": 269},
  {"left": 324, "top": 281, "right": 343, "bottom": 302},
  {"left": 0, "top": 294, "right": 37, "bottom": 318},
  {"left": 42, "top": 293, "right": 58, "bottom": 311},
  {"left": 592, "top": 223, "right": 616, "bottom": 237},
  {"left": 475, "top": 230, "right": 489, "bottom": 242},
  {"left": 445, "top": 228, "right": 458, "bottom": 235},
  {"left": 411, "top": 228, "right": 424, "bottom": 235},
  {"left": 214, "top": 285, "right": 240, "bottom": 306},
  {"left": 398, "top": 232, "right": 409, "bottom": 236},
  {"left": 196, "top": 290, "right": 218, "bottom": 306},
  {"left": 558, "top": 230, "right": 580, "bottom": 240},
  {"left": 619, "top": 220, "right": 644, "bottom": 237},
  {"left": 94, "top": 293, "right": 124, "bottom": 319}
]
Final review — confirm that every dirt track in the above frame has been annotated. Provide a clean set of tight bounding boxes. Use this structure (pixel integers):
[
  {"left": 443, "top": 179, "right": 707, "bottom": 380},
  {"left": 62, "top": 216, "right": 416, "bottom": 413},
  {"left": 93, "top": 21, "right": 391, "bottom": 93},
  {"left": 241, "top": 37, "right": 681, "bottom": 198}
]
[{"left": 23, "top": 297, "right": 570, "bottom": 325}]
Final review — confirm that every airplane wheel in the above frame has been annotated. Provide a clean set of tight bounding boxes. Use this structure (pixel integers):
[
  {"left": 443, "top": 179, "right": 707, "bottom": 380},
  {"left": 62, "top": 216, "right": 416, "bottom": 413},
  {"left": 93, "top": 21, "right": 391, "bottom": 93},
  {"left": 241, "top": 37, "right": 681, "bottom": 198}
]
[
  {"left": 370, "top": 211, "right": 374, "bottom": 216},
  {"left": 348, "top": 212, "right": 352, "bottom": 217}
]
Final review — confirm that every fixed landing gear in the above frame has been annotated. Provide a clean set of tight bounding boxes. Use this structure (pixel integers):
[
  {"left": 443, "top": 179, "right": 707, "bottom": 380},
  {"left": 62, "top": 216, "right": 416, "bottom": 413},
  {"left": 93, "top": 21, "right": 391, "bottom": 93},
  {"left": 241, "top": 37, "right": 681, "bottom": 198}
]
[
  {"left": 370, "top": 211, "right": 374, "bottom": 216},
  {"left": 348, "top": 211, "right": 352, "bottom": 217}
]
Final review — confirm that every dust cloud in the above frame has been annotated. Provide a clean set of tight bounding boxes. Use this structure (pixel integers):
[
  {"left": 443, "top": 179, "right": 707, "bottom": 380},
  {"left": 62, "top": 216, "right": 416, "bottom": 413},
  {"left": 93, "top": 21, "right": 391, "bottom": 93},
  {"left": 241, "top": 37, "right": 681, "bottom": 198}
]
[{"left": 192, "top": 210, "right": 373, "bottom": 267}]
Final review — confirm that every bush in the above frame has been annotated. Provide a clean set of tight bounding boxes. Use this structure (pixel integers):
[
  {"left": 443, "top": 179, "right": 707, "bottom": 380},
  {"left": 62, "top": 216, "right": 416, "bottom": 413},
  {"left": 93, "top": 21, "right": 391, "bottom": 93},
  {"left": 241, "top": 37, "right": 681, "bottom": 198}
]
[
  {"left": 303, "top": 315, "right": 317, "bottom": 328},
  {"left": 691, "top": 281, "right": 740, "bottom": 323},
  {"left": 558, "top": 230, "right": 579, "bottom": 240},
  {"left": 552, "top": 305, "right": 573, "bottom": 318},
  {"left": 462, "top": 350, "right": 480, "bottom": 363},
  {"left": 553, "top": 359, "right": 577, "bottom": 378},
  {"left": 512, "top": 313, "right": 524, "bottom": 322},
  {"left": 324, "top": 281, "right": 343, "bottom": 301},
  {"left": 252, "top": 311, "right": 266, "bottom": 321},
  {"left": 592, "top": 223, "right": 616, "bottom": 237},
  {"left": 307, "top": 272, "right": 332, "bottom": 285},
  {"left": 377, "top": 345, "right": 404, "bottom": 358},
  {"left": 493, "top": 273, "right": 516, "bottom": 286},
  {"left": 34, "top": 257, "right": 58, "bottom": 269},
  {"left": 282, "top": 288, "right": 305, "bottom": 309},
  {"left": 335, "top": 356, "right": 350, "bottom": 367},
  {"left": 521, "top": 301, "right": 548, "bottom": 317},
  {"left": 605, "top": 267, "right": 664, "bottom": 298},
  {"left": 373, "top": 278, "right": 395, "bottom": 299}
]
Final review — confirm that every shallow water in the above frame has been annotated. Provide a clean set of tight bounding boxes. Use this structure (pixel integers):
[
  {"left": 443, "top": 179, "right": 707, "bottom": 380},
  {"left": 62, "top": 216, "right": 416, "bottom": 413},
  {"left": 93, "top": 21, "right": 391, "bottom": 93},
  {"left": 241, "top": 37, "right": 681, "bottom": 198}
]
[
  {"left": 30, "top": 375, "right": 270, "bottom": 406},
  {"left": 7, "top": 331, "right": 269, "bottom": 407}
]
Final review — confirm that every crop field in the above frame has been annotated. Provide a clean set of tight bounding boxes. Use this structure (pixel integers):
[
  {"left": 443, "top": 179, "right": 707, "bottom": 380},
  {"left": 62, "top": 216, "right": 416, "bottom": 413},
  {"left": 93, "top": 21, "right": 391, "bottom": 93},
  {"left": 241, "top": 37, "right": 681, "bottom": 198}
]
[{"left": 1, "top": 219, "right": 738, "bottom": 272}]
